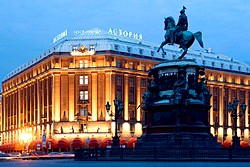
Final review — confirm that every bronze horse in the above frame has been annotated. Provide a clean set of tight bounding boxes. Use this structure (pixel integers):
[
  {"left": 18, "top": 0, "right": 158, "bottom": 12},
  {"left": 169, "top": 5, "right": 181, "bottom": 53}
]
[{"left": 157, "top": 17, "right": 204, "bottom": 59}]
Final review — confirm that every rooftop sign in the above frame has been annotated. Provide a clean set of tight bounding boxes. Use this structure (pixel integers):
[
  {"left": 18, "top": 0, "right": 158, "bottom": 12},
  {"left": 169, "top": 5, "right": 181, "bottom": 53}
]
[
  {"left": 73, "top": 28, "right": 143, "bottom": 41},
  {"left": 52, "top": 30, "right": 68, "bottom": 44},
  {"left": 108, "top": 28, "right": 143, "bottom": 40}
]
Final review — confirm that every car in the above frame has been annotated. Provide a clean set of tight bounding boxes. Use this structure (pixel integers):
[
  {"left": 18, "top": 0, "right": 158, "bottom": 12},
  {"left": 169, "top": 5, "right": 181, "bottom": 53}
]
[
  {"left": 61, "top": 152, "right": 74, "bottom": 158},
  {"left": 8, "top": 152, "right": 21, "bottom": 157},
  {"left": 47, "top": 152, "right": 62, "bottom": 157},
  {"left": 30, "top": 151, "right": 47, "bottom": 156},
  {"left": 0, "top": 152, "right": 10, "bottom": 157}
]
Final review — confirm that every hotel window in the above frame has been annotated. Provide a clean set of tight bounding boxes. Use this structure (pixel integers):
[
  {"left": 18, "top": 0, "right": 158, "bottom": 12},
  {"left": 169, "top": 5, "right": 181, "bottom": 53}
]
[
  {"left": 79, "top": 60, "right": 83, "bottom": 68},
  {"left": 212, "top": 62, "right": 215, "bottom": 67},
  {"left": 84, "top": 60, "right": 88, "bottom": 68},
  {"left": 129, "top": 77, "right": 135, "bottom": 87},
  {"left": 129, "top": 62, "right": 133, "bottom": 69},
  {"left": 72, "top": 45, "right": 78, "bottom": 52},
  {"left": 231, "top": 77, "right": 235, "bottom": 84},
  {"left": 223, "top": 76, "right": 226, "bottom": 82},
  {"left": 117, "top": 90, "right": 122, "bottom": 101},
  {"left": 238, "top": 66, "right": 241, "bottom": 71},
  {"left": 141, "top": 78, "right": 147, "bottom": 88},
  {"left": 221, "top": 63, "right": 224, "bottom": 68},
  {"left": 139, "top": 49, "right": 143, "bottom": 55},
  {"left": 213, "top": 87, "right": 219, "bottom": 112},
  {"left": 80, "top": 106, "right": 88, "bottom": 116},
  {"left": 202, "top": 60, "right": 206, "bottom": 65},
  {"left": 229, "top": 65, "right": 232, "bottom": 70},
  {"left": 116, "top": 60, "right": 121, "bottom": 68},
  {"left": 141, "top": 63, "right": 145, "bottom": 71},
  {"left": 80, "top": 91, "right": 88, "bottom": 100},
  {"left": 240, "top": 78, "right": 244, "bottom": 85},
  {"left": 231, "top": 90, "right": 236, "bottom": 101},
  {"left": 89, "top": 44, "right": 95, "bottom": 51},
  {"left": 114, "top": 44, "right": 119, "bottom": 51},
  {"left": 127, "top": 47, "right": 131, "bottom": 53},
  {"left": 151, "top": 51, "right": 154, "bottom": 57},
  {"left": 214, "top": 74, "right": 217, "bottom": 81},
  {"left": 117, "top": 75, "right": 122, "bottom": 85},
  {"left": 129, "top": 77, "right": 135, "bottom": 103},
  {"left": 79, "top": 76, "right": 88, "bottom": 85}
]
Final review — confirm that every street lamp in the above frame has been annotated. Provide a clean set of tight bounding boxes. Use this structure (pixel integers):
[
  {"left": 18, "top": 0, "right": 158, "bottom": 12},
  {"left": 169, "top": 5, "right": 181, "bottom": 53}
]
[
  {"left": 105, "top": 98, "right": 124, "bottom": 147},
  {"left": 228, "top": 98, "right": 247, "bottom": 148}
]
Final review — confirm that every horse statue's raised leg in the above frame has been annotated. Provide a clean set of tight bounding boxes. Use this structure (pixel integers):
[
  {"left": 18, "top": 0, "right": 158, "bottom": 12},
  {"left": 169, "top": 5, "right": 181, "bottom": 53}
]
[
  {"left": 177, "top": 50, "right": 187, "bottom": 59},
  {"left": 157, "top": 40, "right": 167, "bottom": 55}
]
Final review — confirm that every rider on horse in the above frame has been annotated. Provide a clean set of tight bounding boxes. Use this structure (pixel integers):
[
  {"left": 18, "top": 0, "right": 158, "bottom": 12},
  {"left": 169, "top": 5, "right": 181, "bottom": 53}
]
[
  {"left": 169, "top": 6, "right": 188, "bottom": 45},
  {"left": 157, "top": 6, "right": 203, "bottom": 59}
]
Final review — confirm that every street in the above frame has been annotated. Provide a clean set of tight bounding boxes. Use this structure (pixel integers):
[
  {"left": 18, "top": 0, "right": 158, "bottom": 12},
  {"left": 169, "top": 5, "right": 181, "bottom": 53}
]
[{"left": 0, "top": 159, "right": 250, "bottom": 167}]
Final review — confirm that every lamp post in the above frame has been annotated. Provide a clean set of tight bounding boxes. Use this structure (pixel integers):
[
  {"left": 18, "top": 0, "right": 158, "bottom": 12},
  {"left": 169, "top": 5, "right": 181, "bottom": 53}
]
[
  {"left": 227, "top": 98, "right": 247, "bottom": 148},
  {"left": 105, "top": 98, "right": 124, "bottom": 147}
]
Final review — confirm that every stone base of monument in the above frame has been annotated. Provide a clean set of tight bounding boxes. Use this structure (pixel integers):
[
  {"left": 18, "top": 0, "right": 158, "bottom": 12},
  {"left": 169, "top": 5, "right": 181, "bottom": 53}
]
[
  {"left": 137, "top": 59, "right": 220, "bottom": 148},
  {"left": 136, "top": 132, "right": 220, "bottom": 148}
]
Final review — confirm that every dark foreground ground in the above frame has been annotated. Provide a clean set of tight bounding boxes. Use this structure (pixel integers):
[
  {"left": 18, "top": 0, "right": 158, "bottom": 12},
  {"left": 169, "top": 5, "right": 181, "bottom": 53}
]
[{"left": 0, "top": 159, "right": 250, "bottom": 167}]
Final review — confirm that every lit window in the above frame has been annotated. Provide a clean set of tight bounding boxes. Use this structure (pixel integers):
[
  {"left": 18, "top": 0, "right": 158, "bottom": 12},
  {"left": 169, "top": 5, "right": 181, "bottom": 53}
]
[
  {"left": 79, "top": 76, "right": 88, "bottom": 85},
  {"left": 80, "top": 91, "right": 88, "bottom": 100},
  {"left": 141, "top": 63, "right": 145, "bottom": 71},
  {"left": 84, "top": 76, "right": 88, "bottom": 84},
  {"left": 80, "top": 76, "right": 83, "bottom": 84},
  {"left": 80, "top": 107, "right": 88, "bottom": 116},
  {"left": 129, "top": 62, "right": 133, "bottom": 69},
  {"left": 79, "top": 60, "right": 83, "bottom": 68},
  {"left": 89, "top": 45, "right": 95, "bottom": 51},
  {"left": 84, "top": 60, "right": 88, "bottom": 68},
  {"left": 72, "top": 45, "right": 78, "bottom": 52}
]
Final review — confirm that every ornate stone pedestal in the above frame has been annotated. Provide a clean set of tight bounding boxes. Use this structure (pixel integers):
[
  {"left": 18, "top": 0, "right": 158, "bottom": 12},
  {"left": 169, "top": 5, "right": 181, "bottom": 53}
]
[{"left": 136, "top": 59, "right": 219, "bottom": 148}]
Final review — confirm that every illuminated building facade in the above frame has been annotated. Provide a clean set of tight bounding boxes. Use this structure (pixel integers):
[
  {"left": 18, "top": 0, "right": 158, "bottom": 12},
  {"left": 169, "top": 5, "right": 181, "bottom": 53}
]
[{"left": 1, "top": 28, "right": 250, "bottom": 152}]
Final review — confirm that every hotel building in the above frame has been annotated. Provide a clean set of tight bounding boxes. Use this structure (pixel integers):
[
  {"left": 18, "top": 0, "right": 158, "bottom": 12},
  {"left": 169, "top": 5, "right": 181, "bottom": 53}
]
[{"left": 1, "top": 28, "right": 250, "bottom": 152}]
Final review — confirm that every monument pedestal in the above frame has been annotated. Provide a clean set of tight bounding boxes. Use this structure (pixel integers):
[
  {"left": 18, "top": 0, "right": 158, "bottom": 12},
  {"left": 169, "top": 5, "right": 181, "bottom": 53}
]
[{"left": 136, "top": 60, "right": 219, "bottom": 148}]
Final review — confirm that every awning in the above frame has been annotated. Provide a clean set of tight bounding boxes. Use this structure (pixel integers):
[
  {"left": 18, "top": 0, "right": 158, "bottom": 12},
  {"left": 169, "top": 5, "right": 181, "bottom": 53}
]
[
  {"left": 88, "top": 138, "right": 99, "bottom": 148},
  {"left": 101, "top": 137, "right": 113, "bottom": 148},
  {"left": 72, "top": 137, "right": 84, "bottom": 148},
  {"left": 13, "top": 142, "right": 24, "bottom": 151},
  {"left": 57, "top": 138, "right": 70, "bottom": 149},
  {"left": 221, "top": 140, "right": 232, "bottom": 148},
  {"left": 119, "top": 138, "right": 127, "bottom": 147},
  {"left": 240, "top": 141, "right": 249, "bottom": 148},
  {"left": 32, "top": 140, "right": 42, "bottom": 150},
  {"left": 29, "top": 140, "right": 36, "bottom": 150},
  {"left": 47, "top": 138, "right": 58, "bottom": 149},
  {"left": 1, "top": 144, "right": 7, "bottom": 152},
  {"left": 128, "top": 137, "right": 137, "bottom": 148},
  {"left": 4, "top": 143, "right": 14, "bottom": 151}
]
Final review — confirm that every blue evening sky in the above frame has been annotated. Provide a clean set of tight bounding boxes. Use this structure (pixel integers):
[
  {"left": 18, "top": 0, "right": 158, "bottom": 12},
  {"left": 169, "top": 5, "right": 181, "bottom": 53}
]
[{"left": 0, "top": 0, "right": 250, "bottom": 89}]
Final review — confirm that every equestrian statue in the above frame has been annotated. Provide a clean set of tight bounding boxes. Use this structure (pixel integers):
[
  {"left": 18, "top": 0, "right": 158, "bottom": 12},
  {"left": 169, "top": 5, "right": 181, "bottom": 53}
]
[{"left": 157, "top": 6, "right": 204, "bottom": 59}]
